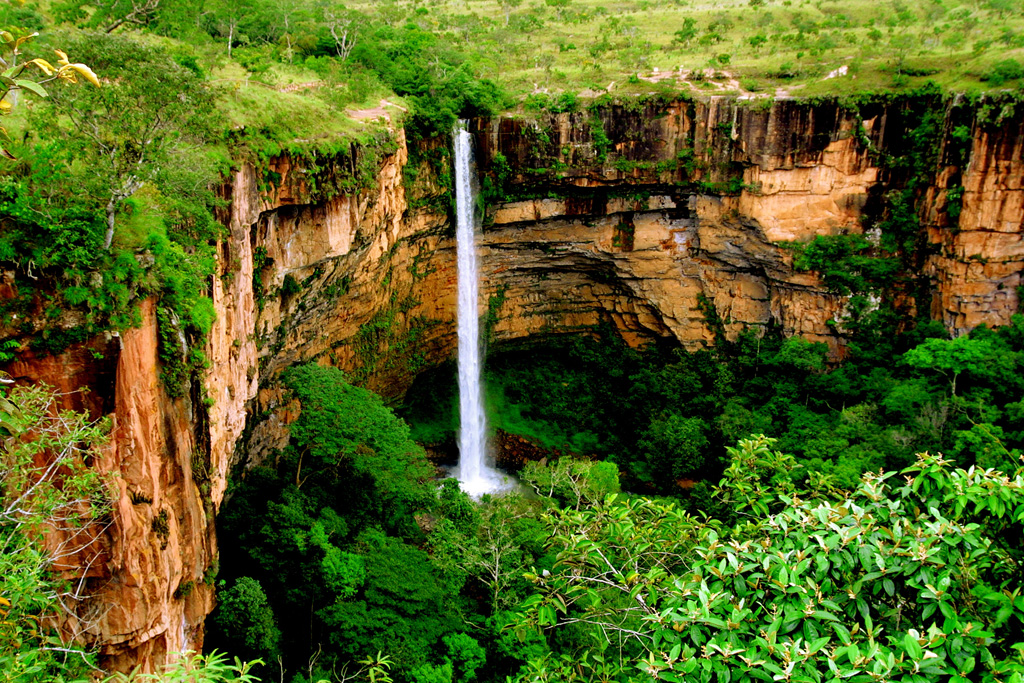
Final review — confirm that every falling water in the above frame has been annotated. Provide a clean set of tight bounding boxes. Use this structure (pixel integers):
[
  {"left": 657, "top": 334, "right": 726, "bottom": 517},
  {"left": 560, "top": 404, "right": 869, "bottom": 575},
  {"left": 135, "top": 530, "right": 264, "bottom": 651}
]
[{"left": 454, "top": 121, "right": 508, "bottom": 497}]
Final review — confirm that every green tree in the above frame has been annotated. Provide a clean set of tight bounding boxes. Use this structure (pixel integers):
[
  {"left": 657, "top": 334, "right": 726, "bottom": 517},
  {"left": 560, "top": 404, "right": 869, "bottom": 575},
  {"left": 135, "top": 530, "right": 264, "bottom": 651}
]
[
  {"left": 521, "top": 458, "right": 620, "bottom": 509},
  {"left": 513, "top": 437, "right": 1024, "bottom": 683},
  {"left": 208, "top": 577, "right": 281, "bottom": 667},
  {"left": 36, "top": 32, "right": 219, "bottom": 251},
  {"left": 903, "top": 335, "right": 1000, "bottom": 397},
  {"left": 636, "top": 413, "right": 710, "bottom": 485},
  {"left": 317, "top": 533, "right": 458, "bottom": 670},
  {"left": 54, "top": 0, "right": 163, "bottom": 33},
  {"left": 198, "top": 0, "right": 267, "bottom": 57},
  {"left": 673, "top": 18, "right": 698, "bottom": 45},
  {"left": 0, "top": 384, "right": 111, "bottom": 681},
  {"left": 499, "top": 0, "right": 523, "bottom": 27},
  {"left": 544, "top": 0, "right": 572, "bottom": 21}
]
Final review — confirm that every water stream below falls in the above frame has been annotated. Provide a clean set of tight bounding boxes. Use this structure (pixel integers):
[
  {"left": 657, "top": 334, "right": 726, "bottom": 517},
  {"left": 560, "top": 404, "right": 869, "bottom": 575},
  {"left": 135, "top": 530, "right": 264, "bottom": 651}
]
[{"left": 453, "top": 121, "right": 512, "bottom": 497}]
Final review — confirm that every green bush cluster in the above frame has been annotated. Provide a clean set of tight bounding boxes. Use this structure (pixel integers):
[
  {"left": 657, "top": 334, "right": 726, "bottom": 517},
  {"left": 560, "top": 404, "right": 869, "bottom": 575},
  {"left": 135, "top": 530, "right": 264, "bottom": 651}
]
[
  {"left": 211, "top": 365, "right": 548, "bottom": 682},
  {"left": 790, "top": 234, "right": 899, "bottom": 296},
  {"left": 982, "top": 58, "right": 1024, "bottom": 85},
  {"left": 0, "top": 31, "right": 222, "bottom": 393},
  {"left": 513, "top": 439, "right": 1024, "bottom": 683}
]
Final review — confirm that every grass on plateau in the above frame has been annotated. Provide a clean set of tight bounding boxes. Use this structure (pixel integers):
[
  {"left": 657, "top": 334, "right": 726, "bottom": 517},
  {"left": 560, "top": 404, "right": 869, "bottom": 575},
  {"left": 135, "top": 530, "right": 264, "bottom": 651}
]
[{"left": 348, "top": 0, "right": 1024, "bottom": 102}]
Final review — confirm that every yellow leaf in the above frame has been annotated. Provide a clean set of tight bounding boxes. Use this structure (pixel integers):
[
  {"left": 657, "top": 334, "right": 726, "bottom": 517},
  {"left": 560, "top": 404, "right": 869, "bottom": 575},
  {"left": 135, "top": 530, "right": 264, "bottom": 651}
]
[
  {"left": 13, "top": 32, "right": 38, "bottom": 50},
  {"left": 27, "top": 58, "right": 54, "bottom": 76},
  {"left": 0, "top": 100, "right": 10, "bottom": 112},
  {"left": 54, "top": 49, "right": 69, "bottom": 66},
  {"left": 68, "top": 63, "right": 100, "bottom": 87}
]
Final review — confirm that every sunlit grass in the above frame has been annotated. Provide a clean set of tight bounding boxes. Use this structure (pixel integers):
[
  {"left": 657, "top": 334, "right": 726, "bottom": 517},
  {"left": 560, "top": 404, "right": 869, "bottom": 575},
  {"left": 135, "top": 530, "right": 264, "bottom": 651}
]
[
  {"left": 210, "top": 61, "right": 407, "bottom": 152},
  {"left": 351, "top": 0, "right": 1024, "bottom": 102}
]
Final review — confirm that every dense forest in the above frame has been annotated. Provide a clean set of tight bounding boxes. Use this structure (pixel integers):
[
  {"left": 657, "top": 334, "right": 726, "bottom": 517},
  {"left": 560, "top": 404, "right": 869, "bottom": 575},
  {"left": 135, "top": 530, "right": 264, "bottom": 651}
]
[
  {"left": 2, "top": 0, "right": 1024, "bottom": 681},
  {"left": 211, "top": 318, "right": 1024, "bottom": 683}
]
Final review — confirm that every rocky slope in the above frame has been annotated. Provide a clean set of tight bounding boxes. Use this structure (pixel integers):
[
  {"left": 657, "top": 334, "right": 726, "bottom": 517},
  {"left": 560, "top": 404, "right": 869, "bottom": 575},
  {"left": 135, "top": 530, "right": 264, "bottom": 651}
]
[{"left": 1, "top": 93, "right": 1022, "bottom": 671}]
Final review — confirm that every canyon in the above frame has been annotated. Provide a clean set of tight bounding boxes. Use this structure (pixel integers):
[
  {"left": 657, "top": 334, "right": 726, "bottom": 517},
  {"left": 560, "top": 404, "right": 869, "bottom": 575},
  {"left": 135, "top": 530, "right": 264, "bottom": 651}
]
[{"left": 2, "top": 94, "right": 1023, "bottom": 671}]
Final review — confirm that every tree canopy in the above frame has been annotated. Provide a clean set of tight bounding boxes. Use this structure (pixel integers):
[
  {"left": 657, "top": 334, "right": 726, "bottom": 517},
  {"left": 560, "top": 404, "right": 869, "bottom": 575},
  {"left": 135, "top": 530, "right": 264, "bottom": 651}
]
[{"left": 512, "top": 437, "right": 1024, "bottom": 683}]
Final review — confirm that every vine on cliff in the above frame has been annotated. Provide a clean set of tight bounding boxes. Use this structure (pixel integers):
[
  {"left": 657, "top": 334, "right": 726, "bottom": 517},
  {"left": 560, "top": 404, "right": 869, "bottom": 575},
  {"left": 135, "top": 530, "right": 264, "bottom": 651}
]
[
  {"left": 346, "top": 290, "right": 436, "bottom": 386},
  {"left": 790, "top": 87, "right": 967, "bottom": 338}
]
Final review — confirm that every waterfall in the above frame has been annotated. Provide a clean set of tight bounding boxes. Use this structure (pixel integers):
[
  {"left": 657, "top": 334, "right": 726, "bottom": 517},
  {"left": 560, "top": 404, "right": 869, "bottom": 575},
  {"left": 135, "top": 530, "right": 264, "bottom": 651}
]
[{"left": 453, "top": 121, "right": 508, "bottom": 497}]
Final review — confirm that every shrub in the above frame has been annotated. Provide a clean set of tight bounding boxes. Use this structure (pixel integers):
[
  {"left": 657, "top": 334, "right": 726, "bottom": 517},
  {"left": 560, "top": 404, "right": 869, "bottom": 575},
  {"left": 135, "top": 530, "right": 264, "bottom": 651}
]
[{"left": 982, "top": 58, "right": 1024, "bottom": 85}]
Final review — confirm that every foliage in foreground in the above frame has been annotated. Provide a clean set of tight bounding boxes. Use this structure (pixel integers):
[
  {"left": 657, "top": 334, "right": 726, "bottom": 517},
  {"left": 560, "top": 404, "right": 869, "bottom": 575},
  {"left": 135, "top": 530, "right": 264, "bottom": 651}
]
[
  {"left": 512, "top": 436, "right": 1024, "bottom": 683},
  {"left": 0, "top": 384, "right": 111, "bottom": 681},
  {"left": 105, "top": 651, "right": 263, "bottom": 683}
]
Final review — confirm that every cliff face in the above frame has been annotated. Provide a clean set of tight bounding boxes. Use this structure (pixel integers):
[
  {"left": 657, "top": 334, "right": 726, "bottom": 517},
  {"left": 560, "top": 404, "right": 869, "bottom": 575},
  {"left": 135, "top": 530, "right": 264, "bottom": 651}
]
[
  {"left": 4, "top": 300, "right": 215, "bottom": 672},
  {"left": 924, "top": 106, "right": 1024, "bottom": 332},
  {"left": 236, "top": 95, "right": 1023, "bottom": 464},
  {"left": 471, "top": 97, "right": 1022, "bottom": 352},
  {"left": 2, "top": 95, "right": 1022, "bottom": 671}
]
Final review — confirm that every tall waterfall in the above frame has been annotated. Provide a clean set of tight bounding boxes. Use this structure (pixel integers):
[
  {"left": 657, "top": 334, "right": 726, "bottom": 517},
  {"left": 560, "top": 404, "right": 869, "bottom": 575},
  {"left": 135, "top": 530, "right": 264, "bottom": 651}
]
[{"left": 454, "top": 121, "right": 507, "bottom": 497}]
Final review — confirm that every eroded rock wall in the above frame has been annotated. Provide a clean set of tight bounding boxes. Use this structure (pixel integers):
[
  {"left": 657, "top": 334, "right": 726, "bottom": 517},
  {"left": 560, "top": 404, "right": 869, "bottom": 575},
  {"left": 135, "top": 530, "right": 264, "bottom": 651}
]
[
  {"left": 4, "top": 300, "right": 214, "bottom": 672},
  {"left": 923, "top": 106, "right": 1024, "bottom": 331},
  {"left": 234, "top": 96, "right": 1024, "bottom": 466}
]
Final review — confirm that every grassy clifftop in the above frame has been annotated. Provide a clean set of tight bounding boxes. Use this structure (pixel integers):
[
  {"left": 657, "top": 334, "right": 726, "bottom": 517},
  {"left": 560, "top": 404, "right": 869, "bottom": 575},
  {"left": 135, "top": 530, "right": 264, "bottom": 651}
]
[{"left": 347, "top": 0, "right": 1024, "bottom": 101}]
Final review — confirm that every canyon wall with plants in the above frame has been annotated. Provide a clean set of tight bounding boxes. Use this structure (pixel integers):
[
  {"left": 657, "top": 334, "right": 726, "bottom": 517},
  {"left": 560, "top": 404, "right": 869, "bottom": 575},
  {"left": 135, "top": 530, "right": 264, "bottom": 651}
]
[{"left": 2, "top": 93, "right": 1022, "bottom": 670}]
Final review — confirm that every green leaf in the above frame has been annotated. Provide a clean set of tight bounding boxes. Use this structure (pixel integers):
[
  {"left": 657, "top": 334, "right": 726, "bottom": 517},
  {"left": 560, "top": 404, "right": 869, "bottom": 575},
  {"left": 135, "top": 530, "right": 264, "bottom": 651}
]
[
  {"left": 13, "top": 79, "right": 46, "bottom": 97},
  {"left": 903, "top": 633, "right": 924, "bottom": 660},
  {"left": 809, "top": 636, "right": 831, "bottom": 653}
]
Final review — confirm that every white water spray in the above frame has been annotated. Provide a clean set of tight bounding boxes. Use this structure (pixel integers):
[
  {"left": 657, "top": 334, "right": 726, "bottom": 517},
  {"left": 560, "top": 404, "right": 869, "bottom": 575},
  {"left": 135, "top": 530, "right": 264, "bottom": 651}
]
[{"left": 454, "top": 121, "right": 509, "bottom": 497}]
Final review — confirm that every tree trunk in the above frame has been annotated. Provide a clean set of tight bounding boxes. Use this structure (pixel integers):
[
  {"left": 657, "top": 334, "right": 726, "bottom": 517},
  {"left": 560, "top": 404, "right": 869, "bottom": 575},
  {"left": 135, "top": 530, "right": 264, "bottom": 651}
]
[{"left": 104, "top": 198, "right": 117, "bottom": 251}]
